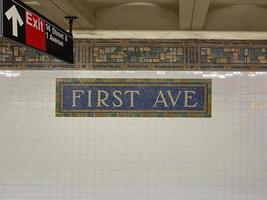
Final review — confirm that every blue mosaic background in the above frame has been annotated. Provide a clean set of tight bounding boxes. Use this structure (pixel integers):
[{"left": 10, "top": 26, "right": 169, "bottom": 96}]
[{"left": 62, "top": 85, "right": 205, "bottom": 111}]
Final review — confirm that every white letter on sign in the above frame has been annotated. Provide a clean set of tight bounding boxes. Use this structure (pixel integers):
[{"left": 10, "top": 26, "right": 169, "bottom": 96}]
[
  {"left": 153, "top": 90, "right": 169, "bottom": 108},
  {"left": 26, "top": 11, "right": 33, "bottom": 26},
  {"left": 184, "top": 91, "right": 198, "bottom": 108},
  {"left": 72, "top": 90, "right": 85, "bottom": 107}
]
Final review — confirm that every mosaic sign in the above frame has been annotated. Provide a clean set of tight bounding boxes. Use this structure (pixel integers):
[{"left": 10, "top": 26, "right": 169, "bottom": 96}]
[{"left": 56, "top": 79, "right": 212, "bottom": 118}]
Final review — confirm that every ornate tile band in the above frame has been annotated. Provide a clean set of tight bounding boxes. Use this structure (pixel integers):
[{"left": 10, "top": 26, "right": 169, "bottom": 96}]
[
  {"left": 56, "top": 79, "right": 212, "bottom": 118},
  {"left": 1, "top": 38, "right": 267, "bottom": 70}
]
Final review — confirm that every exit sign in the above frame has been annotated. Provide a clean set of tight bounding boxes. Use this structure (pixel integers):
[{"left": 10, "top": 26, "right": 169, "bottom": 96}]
[{"left": 0, "top": 0, "right": 74, "bottom": 64}]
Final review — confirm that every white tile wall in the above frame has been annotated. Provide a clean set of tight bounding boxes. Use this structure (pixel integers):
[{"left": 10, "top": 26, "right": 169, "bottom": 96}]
[{"left": 0, "top": 71, "right": 266, "bottom": 200}]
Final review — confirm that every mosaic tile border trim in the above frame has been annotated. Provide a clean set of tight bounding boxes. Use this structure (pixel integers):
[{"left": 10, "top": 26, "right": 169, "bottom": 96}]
[
  {"left": 2, "top": 38, "right": 267, "bottom": 71},
  {"left": 56, "top": 78, "right": 212, "bottom": 118}
]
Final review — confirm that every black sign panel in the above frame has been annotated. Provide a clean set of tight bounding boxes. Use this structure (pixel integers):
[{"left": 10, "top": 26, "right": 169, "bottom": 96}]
[{"left": 0, "top": 0, "right": 74, "bottom": 63}]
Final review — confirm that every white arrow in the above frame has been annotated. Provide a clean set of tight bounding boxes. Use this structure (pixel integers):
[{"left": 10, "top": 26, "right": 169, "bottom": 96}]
[{"left": 5, "top": 5, "right": 24, "bottom": 37}]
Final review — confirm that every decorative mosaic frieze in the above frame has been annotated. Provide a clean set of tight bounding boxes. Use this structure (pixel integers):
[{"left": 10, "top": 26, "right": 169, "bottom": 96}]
[
  {"left": 93, "top": 47, "right": 127, "bottom": 63},
  {"left": 1, "top": 38, "right": 267, "bottom": 70},
  {"left": 93, "top": 46, "right": 183, "bottom": 64},
  {"left": 201, "top": 48, "right": 267, "bottom": 64},
  {"left": 56, "top": 78, "right": 212, "bottom": 118}
]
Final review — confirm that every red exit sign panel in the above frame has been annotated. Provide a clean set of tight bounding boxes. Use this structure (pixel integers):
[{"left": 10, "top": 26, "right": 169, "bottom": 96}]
[{"left": 26, "top": 11, "right": 46, "bottom": 51}]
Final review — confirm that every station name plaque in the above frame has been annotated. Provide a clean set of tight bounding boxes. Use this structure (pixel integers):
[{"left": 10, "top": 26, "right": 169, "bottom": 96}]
[{"left": 56, "top": 79, "right": 212, "bottom": 118}]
